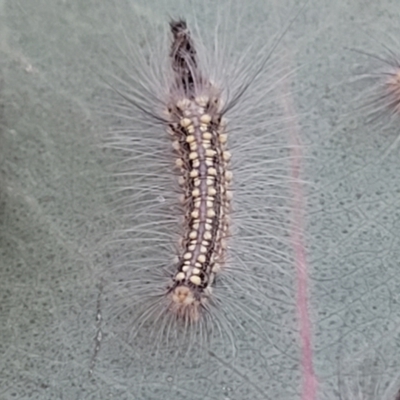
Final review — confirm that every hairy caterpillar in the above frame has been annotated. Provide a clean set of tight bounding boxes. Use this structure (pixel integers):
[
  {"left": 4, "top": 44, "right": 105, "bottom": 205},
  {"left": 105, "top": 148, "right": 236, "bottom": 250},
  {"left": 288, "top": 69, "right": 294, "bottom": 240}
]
[{"left": 90, "top": 3, "right": 310, "bottom": 394}]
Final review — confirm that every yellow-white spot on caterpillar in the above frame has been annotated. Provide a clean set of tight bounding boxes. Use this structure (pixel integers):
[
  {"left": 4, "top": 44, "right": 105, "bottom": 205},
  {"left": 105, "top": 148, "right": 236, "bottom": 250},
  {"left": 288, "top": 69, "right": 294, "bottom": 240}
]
[
  {"left": 223, "top": 151, "right": 231, "bottom": 161},
  {"left": 207, "top": 209, "right": 216, "bottom": 218},
  {"left": 189, "top": 151, "right": 198, "bottom": 160},
  {"left": 191, "top": 209, "right": 199, "bottom": 219},
  {"left": 190, "top": 275, "right": 202, "bottom": 286},
  {"left": 177, "top": 98, "right": 191, "bottom": 110},
  {"left": 180, "top": 117, "right": 192, "bottom": 128},
  {"left": 194, "top": 198, "right": 201, "bottom": 207},
  {"left": 205, "top": 149, "right": 216, "bottom": 158},
  {"left": 195, "top": 95, "right": 209, "bottom": 107},
  {"left": 190, "top": 169, "right": 199, "bottom": 178},
  {"left": 204, "top": 231, "right": 212, "bottom": 240},
  {"left": 176, "top": 272, "right": 186, "bottom": 281},
  {"left": 189, "top": 142, "right": 198, "bottom": 151},
  {"left": 219, "top": 133, "right": 228, "bottom": 143},
  {"left": 208, "top": 187, "right": 216, "bottom": 196},
  {"left": 225, "top": 171, "right": 233, "bottom": 182},
  {"left": 200, "top": 245, "right": 207, "bottom": 254},
  {"left": 200, "top": 114, "right": 212, "bottom": 124},
  {"left": 197, "top": 254, "right": 206, "bottom": 264},
  {"left": 212, "top": 264, "right": 221, "bottom": 274},
  {"left": 206, "top": 177, "right": 215, "bottom": 185},
  {"left": 172, "top": 140, "right": 180, "bottom": 151},
  {"left": 208, "top": 167, "right": 217, "bottom": 176}
]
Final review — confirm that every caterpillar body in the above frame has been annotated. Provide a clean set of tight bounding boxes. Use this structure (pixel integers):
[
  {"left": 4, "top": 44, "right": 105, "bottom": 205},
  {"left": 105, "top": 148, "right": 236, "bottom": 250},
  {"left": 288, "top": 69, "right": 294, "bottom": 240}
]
[{"left": 165, "top": 20, "right": 231, "bottom": 322}]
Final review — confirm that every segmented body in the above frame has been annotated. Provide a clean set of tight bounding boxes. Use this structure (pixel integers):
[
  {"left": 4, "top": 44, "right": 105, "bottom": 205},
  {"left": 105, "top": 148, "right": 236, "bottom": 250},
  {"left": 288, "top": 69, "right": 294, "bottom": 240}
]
[{"left": 166, "top": 20, "right": 232, "bottom": 321}]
